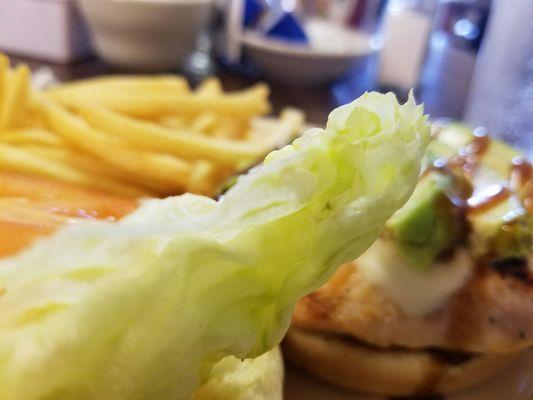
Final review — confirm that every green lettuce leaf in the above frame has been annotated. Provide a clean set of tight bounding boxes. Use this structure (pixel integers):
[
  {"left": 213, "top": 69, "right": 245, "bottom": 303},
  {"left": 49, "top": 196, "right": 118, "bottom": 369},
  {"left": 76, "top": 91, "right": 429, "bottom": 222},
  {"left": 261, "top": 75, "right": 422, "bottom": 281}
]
[
  {"left": 192, "top": 347, "right": 283, "bottom": 400},
  {"left": 0, "top": 92, "right": 429, "bottom": 400}
]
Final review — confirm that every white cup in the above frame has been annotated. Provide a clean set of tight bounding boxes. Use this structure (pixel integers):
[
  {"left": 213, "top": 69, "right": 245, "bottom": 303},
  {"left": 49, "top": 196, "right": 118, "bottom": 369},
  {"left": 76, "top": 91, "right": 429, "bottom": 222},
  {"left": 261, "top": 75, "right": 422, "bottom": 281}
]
[{"left": 79, "top": 0, "right": 213, "bottom": 71}]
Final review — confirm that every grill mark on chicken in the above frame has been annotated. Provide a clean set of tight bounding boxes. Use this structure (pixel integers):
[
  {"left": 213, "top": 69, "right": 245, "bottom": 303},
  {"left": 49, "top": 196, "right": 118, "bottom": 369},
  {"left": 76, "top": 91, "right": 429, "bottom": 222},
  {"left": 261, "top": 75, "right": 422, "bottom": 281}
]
[{"left": 303, "top": 292, "right": 336, "bottom": 321}]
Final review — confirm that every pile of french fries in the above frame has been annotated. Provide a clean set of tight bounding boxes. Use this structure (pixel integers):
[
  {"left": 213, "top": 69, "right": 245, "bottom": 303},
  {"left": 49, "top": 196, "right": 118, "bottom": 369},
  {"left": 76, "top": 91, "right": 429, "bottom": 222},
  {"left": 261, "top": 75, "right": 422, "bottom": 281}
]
[{"left": 0, "top": 54, "right": 304, "bottom": 198}]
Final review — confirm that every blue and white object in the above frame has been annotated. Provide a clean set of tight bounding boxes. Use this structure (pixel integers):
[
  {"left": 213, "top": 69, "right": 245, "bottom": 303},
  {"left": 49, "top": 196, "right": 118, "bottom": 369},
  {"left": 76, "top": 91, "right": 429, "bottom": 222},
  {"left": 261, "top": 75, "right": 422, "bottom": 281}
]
[
  {"left": 222, "top": 0, "right": 308, "bottom": 65},
  {"left": 260, "top": 10, "right": 308, "bottom": 44},
  {"left": 243, "top": 0, "right": 264, "bottom": 27}
]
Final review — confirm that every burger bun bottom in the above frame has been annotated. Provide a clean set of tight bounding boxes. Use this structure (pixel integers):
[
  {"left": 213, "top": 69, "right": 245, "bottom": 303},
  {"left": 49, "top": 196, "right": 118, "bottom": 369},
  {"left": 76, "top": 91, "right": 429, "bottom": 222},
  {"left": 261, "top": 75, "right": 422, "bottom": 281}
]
[{"left": 284, "top": 327, "right": 517, "bottom": 396}]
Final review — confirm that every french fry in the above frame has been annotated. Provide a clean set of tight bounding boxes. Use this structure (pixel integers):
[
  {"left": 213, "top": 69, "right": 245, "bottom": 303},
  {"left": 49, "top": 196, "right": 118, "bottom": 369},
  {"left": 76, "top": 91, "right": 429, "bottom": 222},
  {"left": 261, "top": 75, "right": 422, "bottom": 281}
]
[
  {"left": 0, "top": 128, "right": 63, "bottom": 146},
  {"left": 0, "top": 64, "right": 30, "bottom": 130},
  {"left": 0, "top": 171, "right": 137, "bottom": 203},
  {"left": 0, "top": 143, "right": 149, "bottom": 197},
  {"left": 187, "top": 160, "right": 223, "bottom": 197},
  {"left": 26, "top": 145, "right": 160, "bottom": 196},
  {"left": 195, "top": 77, "right": 222, "bottom": 96},
  {"left": 0, "top": 142, "right": 89, "bottom": 184},
  {"left": 32, "top": 91, "right": 197, "bottom": 193},
  {"left": 48, "top": 83, "right": 271, "bottom": 118},
  {"left": 48, "top": 75, "right": 190, "bottom": 97},
  {"left": 191, "top": 112, "right": 218, "bottom": 134},
  {"left": 157, "top": 115, "right": 186, "bottom": 130},
  {"left": 212, "top": 117, "right": 248, "bottom": 140},
  {"left": 76, "top": 103, "right": 265, "bottom": 165},
  {"left": 52, "top": 151, "right": 161, "bottom": 196},
  {"left": 248, "top": 108, "right": 304, "bottom": 149},
  {"left": 0, "top": 53, "right": 305, "bottom": 201},
  {"left": 0, "top": 54, "right": 8, "bottom": 126}
]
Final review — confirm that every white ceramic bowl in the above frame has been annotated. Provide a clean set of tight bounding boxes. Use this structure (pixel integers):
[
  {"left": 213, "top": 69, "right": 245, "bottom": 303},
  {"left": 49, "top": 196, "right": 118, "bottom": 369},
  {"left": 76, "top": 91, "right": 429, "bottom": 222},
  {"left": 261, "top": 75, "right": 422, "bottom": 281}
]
[
  {"left": 242, "top": 21, "right": 378, "bottom": 87},
  {"left": 79, "top": 0, "right": 213, "bottom": 71}
]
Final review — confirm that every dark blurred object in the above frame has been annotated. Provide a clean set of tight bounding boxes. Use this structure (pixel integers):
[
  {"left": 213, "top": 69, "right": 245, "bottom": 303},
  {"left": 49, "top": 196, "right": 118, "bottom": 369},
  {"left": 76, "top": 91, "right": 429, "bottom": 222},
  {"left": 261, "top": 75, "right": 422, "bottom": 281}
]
[
  {"left": 465, "top": 0, "right": 533, "bottom": 158},
  {"left": 417, "top": 0, "right": 491, "bottom": 119},
  {"left": 184, "top": 29, "right": 218, "bottom": 83},
  {"left": 346, "top": 0, "right": 388, "bottom": 34},
  {"left": 243, "top": 0, "right": 264, "bottom": 27}
]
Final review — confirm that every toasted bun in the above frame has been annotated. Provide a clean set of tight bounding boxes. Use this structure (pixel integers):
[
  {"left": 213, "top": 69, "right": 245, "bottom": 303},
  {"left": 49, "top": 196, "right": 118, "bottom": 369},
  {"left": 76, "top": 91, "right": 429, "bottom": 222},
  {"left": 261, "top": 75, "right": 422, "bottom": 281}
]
[{"left": 284, "top": 328, "right": 517, "bottom": 396}]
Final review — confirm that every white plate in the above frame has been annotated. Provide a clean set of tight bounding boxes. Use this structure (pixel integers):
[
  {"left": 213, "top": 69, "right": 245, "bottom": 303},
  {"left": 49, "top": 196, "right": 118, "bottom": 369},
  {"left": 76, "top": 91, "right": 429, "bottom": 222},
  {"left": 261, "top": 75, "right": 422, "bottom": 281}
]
[{"left": 284, "top": 350, "right": 533, "bottom": 399}]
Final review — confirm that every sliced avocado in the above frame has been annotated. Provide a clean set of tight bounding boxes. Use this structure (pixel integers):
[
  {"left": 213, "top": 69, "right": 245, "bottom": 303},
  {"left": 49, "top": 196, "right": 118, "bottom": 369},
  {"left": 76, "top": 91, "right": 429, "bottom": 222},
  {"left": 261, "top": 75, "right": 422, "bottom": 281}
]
[
  {"left": 386, "top": 122, "right": 530, "bottom": 269},
  {"left": 385, "top": 171, "right": 466, "bottom": 271},
  {"left": 430, "top": 123, "right": 521, "bottom": 178},
  {"left": 468, "top": 195, "right": 532, "bottom": 260},
  {"left": 477, "top": 139, "right": 520, "bottom": 178},
  {"left": 428, "top": 123, "right": 530, "bottom": 262},
  {"left": 425, "top": 124, "right": 473, "bottom": 170}
]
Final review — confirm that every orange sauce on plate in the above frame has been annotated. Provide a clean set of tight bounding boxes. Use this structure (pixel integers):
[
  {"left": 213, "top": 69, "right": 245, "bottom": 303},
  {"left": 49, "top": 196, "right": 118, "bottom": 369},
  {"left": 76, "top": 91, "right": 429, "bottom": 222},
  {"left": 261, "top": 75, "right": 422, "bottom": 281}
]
[{"left": 0, "top": 173, "right": 139, "bottom": 258}]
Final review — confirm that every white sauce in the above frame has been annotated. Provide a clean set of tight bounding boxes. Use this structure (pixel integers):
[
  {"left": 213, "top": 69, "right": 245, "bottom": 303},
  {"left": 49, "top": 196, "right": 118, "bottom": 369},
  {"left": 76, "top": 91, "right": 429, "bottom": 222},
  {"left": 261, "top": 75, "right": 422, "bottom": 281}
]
[{"left": 357, "top": 239, "right": 473, "bottom": 317}]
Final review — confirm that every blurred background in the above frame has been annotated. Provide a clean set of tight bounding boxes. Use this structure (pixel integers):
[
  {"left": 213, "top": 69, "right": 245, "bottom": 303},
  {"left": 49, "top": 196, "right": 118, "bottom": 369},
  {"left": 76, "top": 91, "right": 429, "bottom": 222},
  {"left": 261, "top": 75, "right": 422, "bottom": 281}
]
[{"left": 0, "top": 0, "right": 530, "bottom": 155}]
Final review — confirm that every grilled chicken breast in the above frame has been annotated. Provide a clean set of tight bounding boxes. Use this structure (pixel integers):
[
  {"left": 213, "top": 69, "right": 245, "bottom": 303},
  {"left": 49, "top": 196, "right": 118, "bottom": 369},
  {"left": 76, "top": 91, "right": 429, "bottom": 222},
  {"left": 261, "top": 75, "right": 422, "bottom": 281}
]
[{"left": 293, "top": 258, "right": 533, "bottom": 354}]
